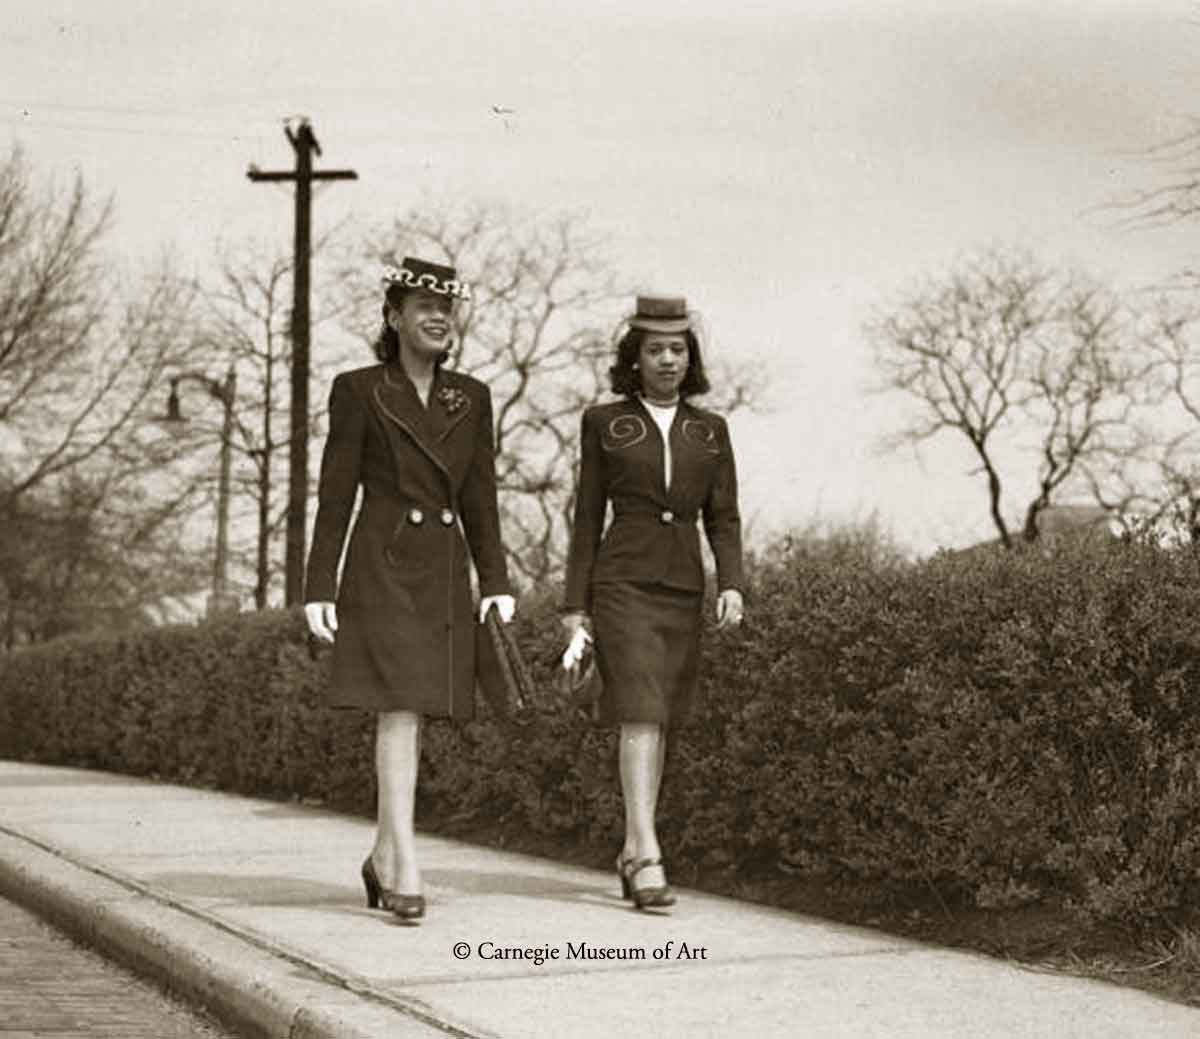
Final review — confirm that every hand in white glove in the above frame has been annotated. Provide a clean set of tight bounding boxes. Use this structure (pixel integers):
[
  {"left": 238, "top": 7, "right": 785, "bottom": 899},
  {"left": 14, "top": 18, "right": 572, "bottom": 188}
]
[
  {"left": 561, "top": 624, "right": 593, "bottom": 671},
  {"left": 479, "top": 594, "right": 516, "bottom": 624},
  {"left": 305, "top": 601, "right": 338, "bottom": 643},
  {"left": 715, "top": 588, "right": 744, "bottom": 630}
]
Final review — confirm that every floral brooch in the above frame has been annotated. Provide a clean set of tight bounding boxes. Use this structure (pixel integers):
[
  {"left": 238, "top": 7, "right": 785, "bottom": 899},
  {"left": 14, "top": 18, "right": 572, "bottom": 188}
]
[{"left": 436, "top": 385, "right": 469, "bottom": 415}]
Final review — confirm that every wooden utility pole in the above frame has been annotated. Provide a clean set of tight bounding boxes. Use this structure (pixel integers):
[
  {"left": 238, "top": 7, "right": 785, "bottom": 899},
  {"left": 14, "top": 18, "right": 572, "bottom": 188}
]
[{"left": 247, "top": 119, "right": 356, "bottom": 605}]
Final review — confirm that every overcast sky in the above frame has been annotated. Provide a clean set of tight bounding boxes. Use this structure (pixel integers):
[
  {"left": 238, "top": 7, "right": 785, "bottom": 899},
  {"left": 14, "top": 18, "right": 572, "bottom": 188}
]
[{"left": 6, "top": 0, "right": 1200, "bottom": 552}]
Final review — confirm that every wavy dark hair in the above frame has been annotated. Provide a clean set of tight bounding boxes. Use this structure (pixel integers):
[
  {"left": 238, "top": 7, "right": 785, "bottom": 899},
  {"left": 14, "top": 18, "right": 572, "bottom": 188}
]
[
  {"left": 609, "top": 327, "right": 710, "bottom": 398},
  {"left": 372, "top": 286, "right": 453, "bottom": 366}
]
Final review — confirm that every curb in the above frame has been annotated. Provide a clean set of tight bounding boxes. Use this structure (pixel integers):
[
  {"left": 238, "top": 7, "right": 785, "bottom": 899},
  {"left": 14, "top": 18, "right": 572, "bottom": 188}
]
[{"left": 0, "top": 829, "right": 475, "bottom": 1039}]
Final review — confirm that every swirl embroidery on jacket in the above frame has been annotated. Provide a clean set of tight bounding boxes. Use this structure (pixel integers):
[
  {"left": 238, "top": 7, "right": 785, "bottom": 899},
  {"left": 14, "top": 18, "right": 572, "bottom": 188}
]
[
  {"left": 601, "top": 414, "right": 648, "bottom": 451},
  {"left": 681, "top": 418, "right": 720, "bottom": 455}
]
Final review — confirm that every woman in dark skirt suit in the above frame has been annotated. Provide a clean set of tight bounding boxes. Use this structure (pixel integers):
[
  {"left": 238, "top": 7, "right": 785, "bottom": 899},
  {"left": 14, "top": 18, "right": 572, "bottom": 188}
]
[
  {"left": 561, "top": 294, "right": 744, "bottom": 911},
  {"left": 304, "top": 257, "right": 514, "bottom": 923}
]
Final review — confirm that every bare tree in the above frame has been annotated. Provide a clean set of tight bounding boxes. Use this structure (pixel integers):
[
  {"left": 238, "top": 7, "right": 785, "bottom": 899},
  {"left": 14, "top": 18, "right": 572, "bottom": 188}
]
[
  {"left": 0, "top": 146, "right": 208, "bottom": 642},
  {"left": 1084, "top": 69, "right": 1200, "bottom": 540},
  {"left": 1079, "top": 43, "right": 1200, "bottom": 543},
  {"left": 869, "top": 249, "right": 1144, "bottom": 548},
  {"left": 1088, "top": 285, "right": 1200, "bottom": 543},
  {"left": 0, "top": 148, "right": 200, "bottom": 504},
  {"left": 191, "top": 234, "right": 355, "bottom": 609},
  {"left": 1105, "top": 117, "right": 1200, "bottom": 240},
  {"left": 0, "top": 459, "right": 210, "bottom": 647}
]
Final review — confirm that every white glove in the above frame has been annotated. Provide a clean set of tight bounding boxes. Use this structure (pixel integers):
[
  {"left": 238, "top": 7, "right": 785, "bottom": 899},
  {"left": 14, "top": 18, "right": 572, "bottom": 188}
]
[
  {"left": 479, "top": 594, "right": 516, "bottom": 624},
  {"left": 305, "top": 601, "right": 338, "bottom": 643},
  {"left": 715, "top": 588, "right": 744, "bottom": 630},
  {"left": 561, "top": 625, "right": 593, "bottom": 670}
]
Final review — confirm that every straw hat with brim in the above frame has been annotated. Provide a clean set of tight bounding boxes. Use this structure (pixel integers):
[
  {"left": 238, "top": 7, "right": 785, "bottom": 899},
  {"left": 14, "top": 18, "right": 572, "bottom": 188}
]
[
  {"left": 628, "top": 294, "right": 691, "bottom": 334},
  {"left": 381, "top": 257, "right": 472, "bottom": 308}
]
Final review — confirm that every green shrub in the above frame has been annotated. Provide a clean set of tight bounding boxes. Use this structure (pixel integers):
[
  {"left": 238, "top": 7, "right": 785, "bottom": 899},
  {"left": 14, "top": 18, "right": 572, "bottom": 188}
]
[
  {"left": 696, "top": 535, "right": 1200, "bottom": 920},
  {"left": 4, "top": 532, "right": 1200, "bottom": 923}
]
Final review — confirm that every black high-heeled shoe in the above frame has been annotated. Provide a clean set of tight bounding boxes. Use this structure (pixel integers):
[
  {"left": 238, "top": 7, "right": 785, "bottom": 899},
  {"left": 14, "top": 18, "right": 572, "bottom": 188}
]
[
  {"left": 621, "top": 857, "right": 676, "bottom": 911},
  {"left": 362, "top": 855, "right": 386, "bottom": 910},
  {"left": 362, "top": 856, "right": 426, "bottom": 922},
  {"left": 391, "top": 894, "right": 426, "bottom": 923}
]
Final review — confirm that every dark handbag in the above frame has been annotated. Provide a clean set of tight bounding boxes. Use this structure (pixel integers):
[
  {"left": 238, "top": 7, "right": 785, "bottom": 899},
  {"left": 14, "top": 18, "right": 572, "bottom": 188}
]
[
  {"left": 558, "top": 638, "right": 604, "bottom": 707},
  {"left": 475, "top": 605, "right": 534, "bottom": 716}
]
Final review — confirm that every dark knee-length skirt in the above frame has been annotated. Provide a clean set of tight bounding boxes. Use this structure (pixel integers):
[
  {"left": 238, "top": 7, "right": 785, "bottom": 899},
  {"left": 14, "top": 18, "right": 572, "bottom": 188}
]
[{"left": 591, "top": 580, "right": 704, "bottom": 728}]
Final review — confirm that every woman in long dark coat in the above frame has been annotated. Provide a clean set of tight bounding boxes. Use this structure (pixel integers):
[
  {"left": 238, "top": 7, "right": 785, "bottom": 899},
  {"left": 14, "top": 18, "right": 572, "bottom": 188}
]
[
  {"left": 561, "top": 294, "right": 744, "bottom": 911},
  {"left": 304, "top": 257, "right": 514, "bottom": 923}
]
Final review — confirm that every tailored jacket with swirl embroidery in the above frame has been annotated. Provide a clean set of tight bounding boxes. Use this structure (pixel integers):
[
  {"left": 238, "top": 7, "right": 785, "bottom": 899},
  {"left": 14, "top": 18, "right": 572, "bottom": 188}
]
[
  {"left": 304, "top": 361, "right": 510, "bottom": 717},
  {"left": 563, "top": 396, "right": 743, "bottom": 613}
]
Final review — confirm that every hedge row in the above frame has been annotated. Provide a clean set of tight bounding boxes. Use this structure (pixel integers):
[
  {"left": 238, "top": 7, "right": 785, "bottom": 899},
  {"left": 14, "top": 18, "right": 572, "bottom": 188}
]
[{"left": 5, "top": 534, "right": 1200, "bottom": 922}]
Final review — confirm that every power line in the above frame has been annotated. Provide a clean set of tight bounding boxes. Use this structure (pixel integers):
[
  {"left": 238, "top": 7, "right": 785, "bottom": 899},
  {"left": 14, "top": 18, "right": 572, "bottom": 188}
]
[
  {"left": 0, "top": 115, "right": 251, "bottom": 142},
  {"left": 0, "top": 97, "right": 210, "bottom": 120},
  {"left": 0, "top": 99, "right": 292, "bottom": 143}
]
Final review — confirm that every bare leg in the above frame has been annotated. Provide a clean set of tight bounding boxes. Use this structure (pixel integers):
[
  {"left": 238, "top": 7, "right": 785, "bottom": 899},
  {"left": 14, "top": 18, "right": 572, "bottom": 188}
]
[
  {"left": 371, "top": 710, "right": 422, "bottom": 895},
  {"left": 651, "top": 729, "right": 667, "bottom": 805},
  {"left": 620, "top": 721, "right": 667, "bottom": 889}
]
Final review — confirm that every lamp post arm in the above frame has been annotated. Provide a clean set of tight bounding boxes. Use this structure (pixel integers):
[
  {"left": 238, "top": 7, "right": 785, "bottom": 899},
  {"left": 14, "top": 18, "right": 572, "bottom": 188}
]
[{"left": 171, "top": 369, "right": 236, "bottom": 407}]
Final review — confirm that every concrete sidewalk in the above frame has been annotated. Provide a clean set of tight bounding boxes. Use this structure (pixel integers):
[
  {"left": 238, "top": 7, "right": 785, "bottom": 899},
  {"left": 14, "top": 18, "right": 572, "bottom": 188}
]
[{"left": 0, "top": 761, "right": 1195, "bottom": 1039}]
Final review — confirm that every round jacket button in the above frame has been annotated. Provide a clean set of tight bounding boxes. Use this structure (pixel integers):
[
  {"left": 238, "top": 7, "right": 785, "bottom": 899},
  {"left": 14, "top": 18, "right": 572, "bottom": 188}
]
[
  {"left": 408, "top": 507, "right": 424, "bottom": 525},
  {"left": 440, "top": 508, "right": 455, "bottom": 526},
  {"left": 660, "top": 509, "right": 674, "bottom": 524}
]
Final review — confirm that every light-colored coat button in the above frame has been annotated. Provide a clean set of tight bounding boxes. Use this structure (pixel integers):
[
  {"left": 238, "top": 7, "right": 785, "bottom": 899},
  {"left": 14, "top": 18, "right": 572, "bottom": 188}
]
[
  {"left": 440, "top": 508, "right": 455, "bottom": 526},
  {"left": 660, "top": 509, "right": 674, "bottom": 523},
  {"left": 408, "top": 507, "right": 425, "bottom": 525}
]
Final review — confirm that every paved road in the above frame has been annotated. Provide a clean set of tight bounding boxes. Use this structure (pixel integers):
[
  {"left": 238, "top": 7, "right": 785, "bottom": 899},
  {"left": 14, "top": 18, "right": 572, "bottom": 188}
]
[{"left": 0, "top": 896, "right": 239, "bottom": 1039}]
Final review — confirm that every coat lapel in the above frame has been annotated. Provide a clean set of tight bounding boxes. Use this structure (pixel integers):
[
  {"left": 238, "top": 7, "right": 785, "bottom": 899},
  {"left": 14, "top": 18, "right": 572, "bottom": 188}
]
[{"left": 372, "top": 364, "right": 451, "bottom": 482}]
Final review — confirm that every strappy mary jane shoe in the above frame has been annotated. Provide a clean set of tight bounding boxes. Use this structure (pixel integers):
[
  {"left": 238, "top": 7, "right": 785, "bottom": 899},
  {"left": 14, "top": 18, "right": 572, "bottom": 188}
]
[
  {"left": 616, "top": 853, "right": 635, "bottom": 900},
  {"left": 362, "top": 856, "right": 426, "bottom": 922},
  {"left": 621, "top": 856, "right": 676, "bottom": 911}
]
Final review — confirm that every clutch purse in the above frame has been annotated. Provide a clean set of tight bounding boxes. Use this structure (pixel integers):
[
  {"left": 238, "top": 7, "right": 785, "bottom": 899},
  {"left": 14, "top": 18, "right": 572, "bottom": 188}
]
[
  {"left": 558, "top": 638, "right": 604, "bottom": 707},
  {"left": 475, "top": 604, "right": 534, "bottom": 717}
]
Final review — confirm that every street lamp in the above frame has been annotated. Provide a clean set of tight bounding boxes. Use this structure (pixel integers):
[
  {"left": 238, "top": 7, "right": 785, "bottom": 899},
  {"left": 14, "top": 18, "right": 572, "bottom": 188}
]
[{"left": 159, "top": 366, "right": 238, "bottom": 618}]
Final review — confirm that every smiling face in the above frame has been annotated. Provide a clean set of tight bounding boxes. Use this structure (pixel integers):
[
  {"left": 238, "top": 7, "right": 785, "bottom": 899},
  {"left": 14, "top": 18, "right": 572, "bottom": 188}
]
[
  {"left": 638, "top": 332, "right": 689, "bottom": 401},
  {"left": 388, "top": 288, "right": 454, "bottom": 361}
]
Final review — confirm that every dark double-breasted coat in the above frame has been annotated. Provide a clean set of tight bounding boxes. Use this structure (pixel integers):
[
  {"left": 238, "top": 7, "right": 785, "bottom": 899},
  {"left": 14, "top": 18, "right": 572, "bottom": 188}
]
[
  {"left": 563, "top": 396, "right": 743, "bottom": 613},
  {"left": 305, "top": 361, "right": 511, "bottom": 718}
]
